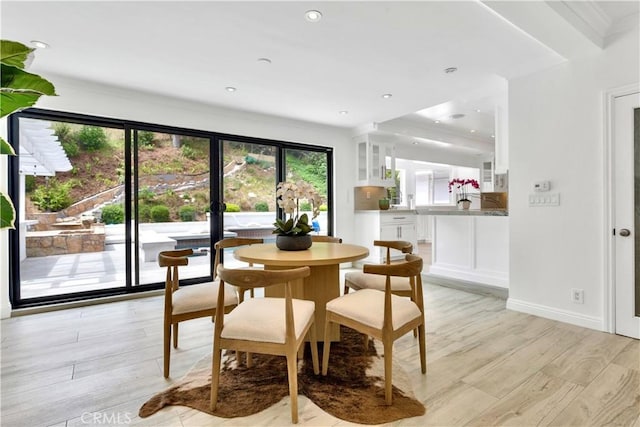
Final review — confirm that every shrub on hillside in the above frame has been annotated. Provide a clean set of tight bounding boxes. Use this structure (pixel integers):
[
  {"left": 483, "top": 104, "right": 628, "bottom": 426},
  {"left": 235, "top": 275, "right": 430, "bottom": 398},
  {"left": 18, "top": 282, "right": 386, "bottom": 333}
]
[
  {"left": 101, "top": 204, "right": 125, "bottom": 224},
  {"left": 138, "top": 131, "right": 155, "bottom": 147},
  {"left": 181, "top": 145, "right": 196, "bottom": 159},
  {"left": 77, "top": 125, "right": 107, "bottom": 151},
  {"left": 254, "top": 201, "right": 269, "bottom": 212},
  {"left": 30, "top": 179, "right": 74, "bottom": 212},
  {"left": 53, "top": 122, "right": 73, "bottom": 142},
  {"left": 138, "top": 187, "right": 155, "bottom": 201},
  {"left": 150, "top": 205, "right": 170, "bottom": 222},
  {"left": 62, "top": 140, "right": 80, "bottom": 157},
  {"left": 179, "top": 205, "right": 196, "bottom": 222},
  {"left": 225, "top": 203, "right": 240, "bottom": 212},
  {"left": 138, "top": 203, "right": 152, "bottom": 222}
]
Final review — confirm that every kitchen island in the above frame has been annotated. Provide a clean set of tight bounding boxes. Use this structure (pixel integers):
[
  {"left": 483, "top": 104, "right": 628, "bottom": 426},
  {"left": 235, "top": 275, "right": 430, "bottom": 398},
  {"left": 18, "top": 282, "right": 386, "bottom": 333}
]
[{"left": 418, "top": 208, "right": 509, "bottom": 291}]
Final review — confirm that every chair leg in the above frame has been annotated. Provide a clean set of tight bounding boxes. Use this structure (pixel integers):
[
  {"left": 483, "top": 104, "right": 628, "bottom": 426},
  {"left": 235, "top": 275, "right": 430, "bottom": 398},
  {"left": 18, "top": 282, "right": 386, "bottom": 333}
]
[
  {"left": 250, "top": 288, "right": 255, "bottom": 299},
  {"left": 173, "top": 323, "right": 179, "bottom": 349},
  {"left": 210, "top": 340, "right": 223, "bottom": 411},
  {"left": 163, "top": 321, "right": 171, "bottom": 378},
  {"left": 383, "top": 337, "right": 393, "bottom": 405},
  {"left": 342, "top": 283, "right": 350, "bottom": 295},
  {"left": 418, "top": 323, "right": 427, "bottom": 374},
  {"left": 309, "top": 320, "right": 319, "bottom": 375},
  {"left": 410, "top": 293, "right": 418, "bottom": 338},
  {"left": 321, "top": 317, "right": 332, "bottom": 375},
  {"left": 286, "top": 352, "right": 299, "bottom": 424}
]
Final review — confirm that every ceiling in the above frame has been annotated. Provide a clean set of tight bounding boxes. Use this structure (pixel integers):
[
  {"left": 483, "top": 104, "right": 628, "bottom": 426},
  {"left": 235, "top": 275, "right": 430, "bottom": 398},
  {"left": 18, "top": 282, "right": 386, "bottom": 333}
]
[{"left": 2, "top": 1, "right": 638, "bottom": 155}]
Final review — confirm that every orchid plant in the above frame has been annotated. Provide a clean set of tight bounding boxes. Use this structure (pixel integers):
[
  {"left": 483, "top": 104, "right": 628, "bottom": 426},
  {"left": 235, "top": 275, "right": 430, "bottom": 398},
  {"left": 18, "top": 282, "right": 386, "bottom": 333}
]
[
  {"left": 448, "top": 178, "right": 480, "bottom": 203},
  {"left": 273, "top": 181, "right": 322, "bottom": 236}
]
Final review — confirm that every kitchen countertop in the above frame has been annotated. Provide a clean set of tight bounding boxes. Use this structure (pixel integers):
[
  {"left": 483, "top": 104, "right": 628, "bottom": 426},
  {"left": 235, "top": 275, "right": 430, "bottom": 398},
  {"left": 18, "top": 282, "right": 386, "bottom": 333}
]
[
  {"left": 416, "top": 207, "right": 508, "bottom": 216},
  {"left": 354, "top": 209, "right": 417, "bottom": 213}
]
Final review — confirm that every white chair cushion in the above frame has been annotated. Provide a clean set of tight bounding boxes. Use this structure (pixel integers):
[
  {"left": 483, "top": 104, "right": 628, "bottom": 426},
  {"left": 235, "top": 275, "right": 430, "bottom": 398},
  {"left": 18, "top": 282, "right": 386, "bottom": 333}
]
[
  {"left": 345, "top": 271, "right": 412, "bottom": 292},
  {"left": 172, "top": 281, "right": 238, "bottom": 315},
  {"left": 221, "top": 298, "right": 315, "bottom": 344},
  {"left": 326, "top": 289, "right": 421, "bottom": 331}
]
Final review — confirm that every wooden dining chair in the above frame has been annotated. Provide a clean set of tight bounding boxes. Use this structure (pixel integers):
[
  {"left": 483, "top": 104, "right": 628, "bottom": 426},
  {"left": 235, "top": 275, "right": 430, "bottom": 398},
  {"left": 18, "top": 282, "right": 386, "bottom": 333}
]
[
  {"left": 159, "top": 249, "right": 238, "bottom": 378},
  {"left": 311, "top": 235, "right": 342, "bottom": 243},
  {"left": 322, "top": 254, "right": 426, "bottom": 405},
  {"left": 343, "top": 240, "right": 413, "bottom": 297},
  {"left": 210, "top": 266, "right": 319, "bottom": 424},
  {"left": 213, "top": 237, "right": 264, "bottom": 303}
]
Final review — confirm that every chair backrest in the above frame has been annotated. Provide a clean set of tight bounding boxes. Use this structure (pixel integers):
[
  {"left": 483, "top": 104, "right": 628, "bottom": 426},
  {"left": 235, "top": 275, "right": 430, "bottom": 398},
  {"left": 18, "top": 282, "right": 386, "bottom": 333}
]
[
  {"left": 311, "top": 235, "right": 342, "bottom": 243},
  {"left": 158, "top": 249, "right": 193, "bottom": 290},
  {"left": 362, "top": 254, "right": 424, "bottom": 332},
  {"left": 373, "top": 240, "right": 413, "bottom": 264},
  {"left": 212, "top": 237, "right": 264, "bottom": 278},
  {"left": 215, "top": 266, "right": 311, "bottom": 341},
  {"left": 158, "top": 249, "right": 194, "bottom": 312}
]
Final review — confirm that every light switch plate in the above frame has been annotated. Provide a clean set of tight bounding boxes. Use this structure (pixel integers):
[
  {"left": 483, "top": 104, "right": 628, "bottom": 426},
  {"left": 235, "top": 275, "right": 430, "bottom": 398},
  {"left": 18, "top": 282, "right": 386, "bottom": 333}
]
[{"left": 529, "top": 193, "right": 560, "bottom": 206}]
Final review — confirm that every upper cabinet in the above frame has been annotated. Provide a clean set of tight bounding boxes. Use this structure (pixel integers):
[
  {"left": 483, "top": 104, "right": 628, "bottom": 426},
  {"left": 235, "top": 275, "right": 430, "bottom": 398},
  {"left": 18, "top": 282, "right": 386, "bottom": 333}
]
[{"left": 355, "top": 135, "right": 396, "bottom": 187}]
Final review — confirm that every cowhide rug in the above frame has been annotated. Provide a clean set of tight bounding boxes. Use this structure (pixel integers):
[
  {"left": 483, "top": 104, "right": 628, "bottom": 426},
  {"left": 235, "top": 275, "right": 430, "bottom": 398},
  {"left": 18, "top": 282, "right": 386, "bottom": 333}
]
[{"left": 139, "top": 326, "right": 425, "bottom": 424}]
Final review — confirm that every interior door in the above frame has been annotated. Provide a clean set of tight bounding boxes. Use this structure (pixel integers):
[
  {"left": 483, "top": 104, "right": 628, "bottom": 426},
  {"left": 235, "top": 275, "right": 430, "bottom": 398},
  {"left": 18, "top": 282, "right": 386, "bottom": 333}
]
[{"left": 614, "top": 91, "right": 640, "bottom": 339}]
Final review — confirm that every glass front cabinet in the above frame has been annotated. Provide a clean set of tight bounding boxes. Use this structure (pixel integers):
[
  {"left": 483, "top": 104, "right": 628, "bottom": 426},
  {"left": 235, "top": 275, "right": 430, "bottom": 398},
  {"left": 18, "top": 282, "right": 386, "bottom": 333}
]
[{"left": 355, "top": 135, "right": 395, "bottom": 187}]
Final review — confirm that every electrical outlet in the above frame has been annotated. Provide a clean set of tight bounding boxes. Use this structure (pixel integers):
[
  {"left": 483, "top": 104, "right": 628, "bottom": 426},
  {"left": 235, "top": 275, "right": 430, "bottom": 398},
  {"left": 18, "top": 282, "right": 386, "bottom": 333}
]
[{"left": 571, "top": 288, "right": 584, "bottom": 304}]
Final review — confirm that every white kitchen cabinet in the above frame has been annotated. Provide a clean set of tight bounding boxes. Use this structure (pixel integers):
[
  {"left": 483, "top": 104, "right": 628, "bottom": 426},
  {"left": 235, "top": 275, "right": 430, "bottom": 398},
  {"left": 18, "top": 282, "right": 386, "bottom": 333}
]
[
  {"left": 416, "top": 214, "right": 432, "bottom": 242},
  {"left": 355, "top": 135, "right": 395, "bottom": 187},
  {"left": 354, "top": 210, "right": 418, "bottom": 264}
]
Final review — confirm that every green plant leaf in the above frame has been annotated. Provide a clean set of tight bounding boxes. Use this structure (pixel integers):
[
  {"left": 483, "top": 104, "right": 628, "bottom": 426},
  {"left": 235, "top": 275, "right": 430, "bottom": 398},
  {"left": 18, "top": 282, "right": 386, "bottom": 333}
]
[
  {"left": 1, "top": 63, "right": 56, "bottom": 95},
  {"left": 0, "top": 91, "right": 42, "bottom": 117},
  {"left": 0, "top": 137, "right": 16, "bottom": 155},
  {"left": 0, "top": 40, "right": 33, "bottom": 68},
  {"left": 0, "top": 191, "right": 16, "bottom": 229}
]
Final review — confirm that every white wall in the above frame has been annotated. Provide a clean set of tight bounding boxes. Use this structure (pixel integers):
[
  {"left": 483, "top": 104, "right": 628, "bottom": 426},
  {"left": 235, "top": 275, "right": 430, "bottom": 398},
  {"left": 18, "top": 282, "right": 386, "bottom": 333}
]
[
  {"left": 507, "top": 27, "right": 639, "bottom": 330},
  {"left": 0, "top": 75, "right": 354, "bottom": 317}
]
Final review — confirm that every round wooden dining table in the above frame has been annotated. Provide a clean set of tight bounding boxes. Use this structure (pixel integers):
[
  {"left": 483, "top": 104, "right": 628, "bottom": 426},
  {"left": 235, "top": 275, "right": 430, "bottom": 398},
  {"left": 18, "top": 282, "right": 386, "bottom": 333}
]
[{"left": 234, "top": 242, "right": 368, "bottom": 341}]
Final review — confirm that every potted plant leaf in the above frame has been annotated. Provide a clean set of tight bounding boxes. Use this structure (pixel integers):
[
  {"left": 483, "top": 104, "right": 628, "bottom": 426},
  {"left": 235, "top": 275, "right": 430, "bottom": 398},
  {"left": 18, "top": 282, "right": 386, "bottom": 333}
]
[{"left": 0, "top": 39, "right": 57, "bottom": 229}]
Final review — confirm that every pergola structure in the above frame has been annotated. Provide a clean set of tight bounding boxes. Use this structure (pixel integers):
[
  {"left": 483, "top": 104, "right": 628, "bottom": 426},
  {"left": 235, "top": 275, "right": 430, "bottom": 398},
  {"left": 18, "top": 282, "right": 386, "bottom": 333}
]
[{"left": 18, "top": 118, "right": 71, "bottom": 177}]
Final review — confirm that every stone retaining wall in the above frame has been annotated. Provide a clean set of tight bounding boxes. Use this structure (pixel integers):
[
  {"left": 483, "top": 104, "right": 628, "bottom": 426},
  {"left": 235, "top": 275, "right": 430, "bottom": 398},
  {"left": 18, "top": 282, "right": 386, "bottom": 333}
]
[{"left": 26, "top": 226, "right": 105, "bottom": 257}]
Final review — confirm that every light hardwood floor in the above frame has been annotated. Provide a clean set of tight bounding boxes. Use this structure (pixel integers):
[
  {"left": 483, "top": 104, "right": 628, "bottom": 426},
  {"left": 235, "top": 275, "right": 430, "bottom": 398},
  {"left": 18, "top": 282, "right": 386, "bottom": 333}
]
[{"left": 1, "top": 273, "right": 638, "bottom": 427}]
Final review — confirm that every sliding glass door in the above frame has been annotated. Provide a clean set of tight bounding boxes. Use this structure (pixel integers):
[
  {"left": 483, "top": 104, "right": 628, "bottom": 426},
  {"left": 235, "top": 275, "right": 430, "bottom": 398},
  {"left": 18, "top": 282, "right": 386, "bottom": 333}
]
[
  {"left": 134, "top": 130, "right": 214, "bottom": 285},
  {"left": 15, "top": 117, "right": 127, "bottom": 301}
]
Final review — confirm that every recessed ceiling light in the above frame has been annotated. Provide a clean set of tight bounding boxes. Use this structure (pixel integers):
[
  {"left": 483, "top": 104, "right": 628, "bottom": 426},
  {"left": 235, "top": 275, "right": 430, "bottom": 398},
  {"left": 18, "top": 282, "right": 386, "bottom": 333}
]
[
  {"left": 305, "top": 10, "right": 322, "bottom": 22},
  {"left": 30, "top": 40, "right": 49, "bottom": 49},
  {"left": 381, "top": 93, "right": 393, "bottom": 99},
  {"left": 413, "top": 141, "right": 419, "bottom": 145},
  {"left": 470, "top": 129, "right": 476, "bottom": 133},
  {"left": 225, "top": 86, "right": 237, "bottom": 92},
  {"left": 491, "top": 135, "right": 495, "bottom": 138},
  {"left": 339, "top": 110, "right": 349, "bottom": 115},
  {"left": 257, "top": 57, "right": 272, "bottom": 64},
  {"left": 475, "top": 109, "right": 481, "bottom": 113},
  {"left": 444, "top": 67, "right": 458, "bottom": 74},
  {"left": 434, "top": 120, "right": 440, "bottom": 124}
]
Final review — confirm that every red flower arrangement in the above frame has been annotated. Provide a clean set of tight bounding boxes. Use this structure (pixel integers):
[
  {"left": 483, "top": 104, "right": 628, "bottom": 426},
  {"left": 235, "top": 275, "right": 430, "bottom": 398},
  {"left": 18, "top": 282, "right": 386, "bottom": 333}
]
[{"left": 448, "top": 178, "right": 480, "bottom": 203}]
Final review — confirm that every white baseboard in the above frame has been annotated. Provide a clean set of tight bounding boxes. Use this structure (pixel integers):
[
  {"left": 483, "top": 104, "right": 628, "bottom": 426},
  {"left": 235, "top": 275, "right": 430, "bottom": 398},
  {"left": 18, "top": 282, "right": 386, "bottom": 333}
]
[
  {"left": 506, "top": 298, "right": 604, "bottom": 331},
  {"left": 428, "top": 265, "right": 508, "bottom": 289}
]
